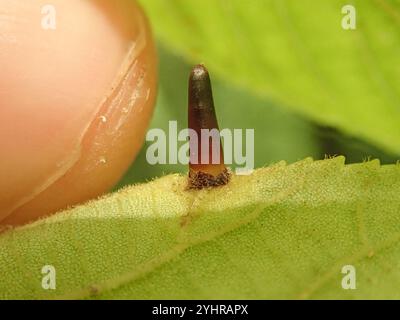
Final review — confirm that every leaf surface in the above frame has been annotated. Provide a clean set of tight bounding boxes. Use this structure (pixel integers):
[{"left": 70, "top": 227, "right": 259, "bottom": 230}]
[{"left": 1, "top": 157, "right": 400, "bottom": 299}]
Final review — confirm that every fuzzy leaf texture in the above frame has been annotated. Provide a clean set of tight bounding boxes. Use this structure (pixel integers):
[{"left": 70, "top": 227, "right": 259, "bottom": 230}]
[
  {"left": 1, "top": 157, "right": 400, "bottom": 299},
  {"left": 139, "top": 0, "right": 400, "bottom": 154}
]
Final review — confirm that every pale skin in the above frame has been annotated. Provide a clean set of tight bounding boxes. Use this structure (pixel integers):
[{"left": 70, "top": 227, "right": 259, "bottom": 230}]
[{"left": 0, "top": 0, "right": 157, "bottom": 226}]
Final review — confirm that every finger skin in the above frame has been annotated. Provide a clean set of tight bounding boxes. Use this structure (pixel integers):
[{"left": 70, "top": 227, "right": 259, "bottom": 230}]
[{"left": 0, "top": 0, "right": 157, "bottom": 226}]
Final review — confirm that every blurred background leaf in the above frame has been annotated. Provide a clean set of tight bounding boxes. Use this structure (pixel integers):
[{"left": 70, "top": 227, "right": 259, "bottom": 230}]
[
  {"left": 117, "top": 0, "right": 400, "bottom": 188},
  {"left": 116, "top": 45, "right": 398, "bottom": 187},
  {"left": 117, "top": 46, "right": 319, "bottom": 186},
  {"left": 137, "top": 0, "right": 400, "bottom": 154}
]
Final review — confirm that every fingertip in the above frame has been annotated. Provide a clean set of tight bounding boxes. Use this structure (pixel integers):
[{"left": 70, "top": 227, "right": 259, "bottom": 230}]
[{"left": 0, "top": 0, "right": 157, "bottom": 226}]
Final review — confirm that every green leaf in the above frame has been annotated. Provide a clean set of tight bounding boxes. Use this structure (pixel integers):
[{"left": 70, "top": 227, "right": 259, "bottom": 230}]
[
  {"left": 139, "top": 0, "right": 400, "bottom": 154},
  {"left": 2, "top": 157, "right": 400, "bottom": 299}
]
